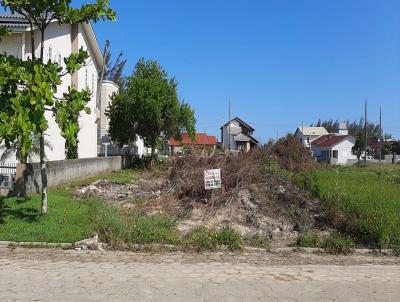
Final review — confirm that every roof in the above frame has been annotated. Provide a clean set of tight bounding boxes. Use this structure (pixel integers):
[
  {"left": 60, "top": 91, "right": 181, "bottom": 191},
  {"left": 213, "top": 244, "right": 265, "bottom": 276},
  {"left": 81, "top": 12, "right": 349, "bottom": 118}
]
[
  {"left": 234, "top": 133, "right": 250, "bottom": 142},
  {"left": 234, "top": 133, "right": 260, "bottom": 144},
  {"left": 169, "top": 133, "right": 217, "bottom": 147},
  {"left": 368, "top": 137, "right": 381, "bottom": 150},
  {"left": 0, "top": 13, "right": 30, "bottom": 29},
  {"left": 221, "top": 117, "right": 255, "bottom": 132},
  {"left": 312, "top": 135, "right": 353, "bottom": 147},
  {"left": 296, "top": 126, "right": 329, "bottom": 136}
]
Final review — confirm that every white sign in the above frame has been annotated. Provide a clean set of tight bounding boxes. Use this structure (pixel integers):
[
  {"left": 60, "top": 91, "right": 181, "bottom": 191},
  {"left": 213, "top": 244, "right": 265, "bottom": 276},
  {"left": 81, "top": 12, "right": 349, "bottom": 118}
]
[{"left": 204, "top": 169, "right": 222, "bottom": 190}]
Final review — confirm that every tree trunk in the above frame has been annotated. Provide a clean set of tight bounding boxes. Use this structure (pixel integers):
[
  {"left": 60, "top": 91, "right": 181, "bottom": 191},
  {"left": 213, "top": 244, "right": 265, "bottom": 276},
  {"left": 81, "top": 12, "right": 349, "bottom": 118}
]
[{"left": 40, "top": 134, "right": 48, "bottom": 214}]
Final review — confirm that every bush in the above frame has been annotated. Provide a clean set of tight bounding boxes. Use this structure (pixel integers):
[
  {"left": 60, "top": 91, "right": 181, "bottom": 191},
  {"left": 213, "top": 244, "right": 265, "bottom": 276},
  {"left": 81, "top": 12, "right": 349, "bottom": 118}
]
[
  {"left": 323, "top": 232, "right": 355, "bottom": 255},
  {"left": 271, "top": 134, "right": 316, "bottom": 173},
  {"left": 184, "top": 226, "right": 243, "bottom": 252},
  {"left": 184, "top": 227, "right": 218, "bottom": 252},
  {"left": 296, "top": 232, "right": 322, "bottom": 248},
  {"left": 217, "top": 227, "right": 243, "bottom": 251}
]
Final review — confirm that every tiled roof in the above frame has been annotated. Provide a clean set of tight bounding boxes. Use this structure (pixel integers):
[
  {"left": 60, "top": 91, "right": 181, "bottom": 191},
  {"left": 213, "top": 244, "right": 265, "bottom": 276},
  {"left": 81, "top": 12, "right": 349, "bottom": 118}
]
[
  {"left": 169, "top": 133, "right": 217, "bottom": 147},
  {"left": 0, "top": 13, "right": 30, "bottom": 29},
  {"left": 312, "top": 135, "right": 351, "bottom": 147}
]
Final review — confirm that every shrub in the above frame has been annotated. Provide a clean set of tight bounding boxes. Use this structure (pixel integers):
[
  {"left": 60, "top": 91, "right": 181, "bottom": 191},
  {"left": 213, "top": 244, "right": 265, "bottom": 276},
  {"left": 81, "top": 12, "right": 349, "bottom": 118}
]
[
  {"left": 271, "top": 134, "right": 316, "bottom": 173},
  {"left": 323, "top": 232, "right": 355, "bottom": 255},
  {"left": 184, "top": 227, "right": 218, "bottom": 252},
  {"left": 296, "top": 232, "right": 322, "bottom": 248},
  {"left": 244, "top": 234, "right": 270, "bottom": 250},
  {"left": 217, "top": 227, "right": 243, "bottom": 251}
]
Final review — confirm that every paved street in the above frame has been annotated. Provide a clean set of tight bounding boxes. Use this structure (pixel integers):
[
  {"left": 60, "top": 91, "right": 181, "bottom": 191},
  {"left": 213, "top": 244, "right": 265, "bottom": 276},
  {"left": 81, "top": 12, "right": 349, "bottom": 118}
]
[{"left": 1, "top": 247, "right": 400, "bottom": 302}]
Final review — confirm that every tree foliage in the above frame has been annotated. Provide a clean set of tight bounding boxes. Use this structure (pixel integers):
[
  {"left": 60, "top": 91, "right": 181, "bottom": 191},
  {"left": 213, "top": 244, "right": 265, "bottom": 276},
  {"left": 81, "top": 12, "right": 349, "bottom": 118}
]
[
  {"left": 103, "top": 40, "right": 127, "bottom": 86},
  {"left": 352, "top": 132, "right": 366, "bottom": 160},
  {"left": 313, "top": 118, "right": 391, "bottom": 139},
  {"left": 0, "top": 0, "right": 115, "bottom": 214},
  {"left": 107, "top": 58, "right": 196, "bottom": 155}
]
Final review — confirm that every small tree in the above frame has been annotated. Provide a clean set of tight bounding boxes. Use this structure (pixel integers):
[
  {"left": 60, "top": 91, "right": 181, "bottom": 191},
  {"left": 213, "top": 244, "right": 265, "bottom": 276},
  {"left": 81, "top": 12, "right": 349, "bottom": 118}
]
[
  {"left": 0, "top": 0, "right": 115, "bottom": 214},
  {"left": 107, "top": 58, "right": 196, "bottom": 162},
  {"left": 352, "top": 132, "right": 366, "bottom": 161}
]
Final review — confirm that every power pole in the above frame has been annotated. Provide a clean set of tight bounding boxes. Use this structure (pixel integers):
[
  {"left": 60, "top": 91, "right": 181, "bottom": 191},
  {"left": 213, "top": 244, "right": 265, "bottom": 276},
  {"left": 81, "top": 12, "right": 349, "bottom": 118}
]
[
  {"left": 228, "top": 100, "right": 231, "bottom": 152},
  {"left": 364, "top": 100, "right": 368, "bottom": 166},
  {"left": 379, "top": 106, "right": 382, "bottom": 163}
]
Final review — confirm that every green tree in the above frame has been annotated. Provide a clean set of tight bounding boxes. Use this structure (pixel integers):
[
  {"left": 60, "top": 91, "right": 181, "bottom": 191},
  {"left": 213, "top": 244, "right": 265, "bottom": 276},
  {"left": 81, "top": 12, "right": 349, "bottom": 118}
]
[
  {"left": 103, "top": 40, "right": 127, "bottom": 86},
  {"left": 352, "top": 132, "right": 366, "bottom": 161},
  {"left": 107, "top": 58, "right": 196, "bottom": 162},
  {"left": 0, "top": 0, "right": 115, "bottom": 214}
]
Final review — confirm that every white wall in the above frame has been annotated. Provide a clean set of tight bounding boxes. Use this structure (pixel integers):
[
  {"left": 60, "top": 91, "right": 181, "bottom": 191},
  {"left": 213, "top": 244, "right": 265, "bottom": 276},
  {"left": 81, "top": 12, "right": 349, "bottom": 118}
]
[
  {"left": 222, "top": 120, "right": 241, "bottom": 151},
  {"left": 313, "top": 138, "right": 356, "bottom": 165},
  {"left": 100, "top": 81, "right": 119, "bottom": 141},
  {"left": 0, "top": 33, "right": 24, "bottom": 58},
  {"left": 0, "top": 22, "right": 101, "bottom": 163}
]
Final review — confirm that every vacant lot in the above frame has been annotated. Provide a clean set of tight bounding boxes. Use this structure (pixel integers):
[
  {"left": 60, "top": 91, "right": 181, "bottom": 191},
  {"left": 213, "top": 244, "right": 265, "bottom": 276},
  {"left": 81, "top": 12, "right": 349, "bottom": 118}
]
[{"left": 311, "top": 164, "right": 400, "bottom": 249}]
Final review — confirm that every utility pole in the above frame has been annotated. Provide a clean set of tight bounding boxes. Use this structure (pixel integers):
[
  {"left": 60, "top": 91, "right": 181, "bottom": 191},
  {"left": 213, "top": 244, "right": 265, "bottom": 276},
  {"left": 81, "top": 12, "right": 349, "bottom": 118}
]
[
  {"left": 379, "top": 106, "right": 382, "bottom": 163},
  {"left": 228, "top": 100, "right": 231, "bottom": 152},
  {"left": 364, "top": 100, "right": 368, "bottom": 167}
]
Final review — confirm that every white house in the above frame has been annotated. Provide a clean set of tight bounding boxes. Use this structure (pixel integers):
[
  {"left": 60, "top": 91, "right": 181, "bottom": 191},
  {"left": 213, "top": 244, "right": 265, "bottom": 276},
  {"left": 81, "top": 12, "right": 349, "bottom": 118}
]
[
  {"left": 221, "top": 117, "right": 259, "bottom": 153},
  {"left": 295, "top": 126, "right": 329, "bottom": 148},
  {"left": 0, "top": 13, "right": 103, "bottom": 162},
  {"left": 311, "top": 134, "right": 357, "bottom": 165}
]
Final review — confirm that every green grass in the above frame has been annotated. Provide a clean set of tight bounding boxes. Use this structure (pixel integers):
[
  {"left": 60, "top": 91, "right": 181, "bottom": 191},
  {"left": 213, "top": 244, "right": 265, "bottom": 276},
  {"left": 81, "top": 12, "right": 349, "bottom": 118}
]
[
  {"left": 296, "top": 231, "right": 322, "bottom": 248},
  {"left": 309, "top": 165, "right": 400, "bottom": 249},
  {"left": 323, "top": 232, "right": 355, "bottom": 255},
  {"left": 184, "top": 226, "right": 243, "bottom": 252},
  {"left": 0, "top": 189, "right": 95, "bottom": 243},
  {"left": 91, "top": 201, "right": 181, "bottom": 249}
]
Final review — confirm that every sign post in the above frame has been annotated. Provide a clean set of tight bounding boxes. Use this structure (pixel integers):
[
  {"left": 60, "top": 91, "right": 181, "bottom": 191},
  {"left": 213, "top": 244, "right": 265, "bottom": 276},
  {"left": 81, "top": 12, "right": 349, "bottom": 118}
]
[{"left": 204, "top": 169, "right": 222, "bottom": 207}]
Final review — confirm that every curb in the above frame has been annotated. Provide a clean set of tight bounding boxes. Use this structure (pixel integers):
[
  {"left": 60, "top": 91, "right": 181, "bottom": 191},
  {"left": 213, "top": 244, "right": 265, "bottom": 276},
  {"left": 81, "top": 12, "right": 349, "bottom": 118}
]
[
  {"left": 0, "top": 241, "right": 73, "bottom": 249},
  {"left": 0, "top": 241, "right": 395, "bottom": 256}
]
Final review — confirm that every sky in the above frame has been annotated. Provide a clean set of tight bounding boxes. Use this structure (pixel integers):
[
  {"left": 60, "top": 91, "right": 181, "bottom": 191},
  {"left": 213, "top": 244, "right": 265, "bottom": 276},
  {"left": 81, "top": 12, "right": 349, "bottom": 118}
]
[{"left": 80, "top": 0, "right": 400, "bottom": 142}]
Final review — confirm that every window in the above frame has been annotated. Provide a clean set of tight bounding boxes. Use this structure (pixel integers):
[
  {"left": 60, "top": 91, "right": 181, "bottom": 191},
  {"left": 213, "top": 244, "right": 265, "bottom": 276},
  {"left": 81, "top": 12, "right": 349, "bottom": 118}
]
[
  {"left": 48, "top": 46, "right": 52, "bottom": 62},
  {"left": 85, "top": 69, "right": 88, "bottom": 88},
  {"left": 333, "top": 150, "right": 338, "bottom": 159},
  {"left": 58, "top": 53, "right": 62, "bottom": 65},
  {"left": 92, "top": 73, "right": 95, "bottom": 92}
]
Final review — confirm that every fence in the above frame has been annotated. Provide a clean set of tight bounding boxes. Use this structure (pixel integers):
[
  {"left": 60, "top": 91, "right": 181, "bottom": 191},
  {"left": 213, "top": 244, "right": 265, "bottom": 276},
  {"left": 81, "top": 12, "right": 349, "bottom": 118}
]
[{"left": 0, "top": 162, "right": 16, "bottom": 188}]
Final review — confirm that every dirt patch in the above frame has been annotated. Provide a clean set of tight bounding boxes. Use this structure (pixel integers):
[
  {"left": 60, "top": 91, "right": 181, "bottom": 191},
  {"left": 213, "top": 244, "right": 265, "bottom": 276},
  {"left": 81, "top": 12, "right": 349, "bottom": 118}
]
[{"left": 75, "top": 151, "right": 323, "bottom": 248}]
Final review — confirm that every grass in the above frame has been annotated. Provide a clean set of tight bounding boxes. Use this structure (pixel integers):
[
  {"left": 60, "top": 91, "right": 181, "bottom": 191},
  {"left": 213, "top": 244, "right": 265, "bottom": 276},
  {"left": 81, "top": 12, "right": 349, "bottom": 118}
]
[
  {"left": 184, "top": 226, "right": 243, "bottom": 252},
  {"left": 0, "top": 189, "right": 94, "bottom": 243},
  {"left": 306, "top": 164, "right": 400, "bottom": 249},
  {"left": 323, "top": 232, "right": 355, "bottom": 255},
  {"left": 296, "top": 231, "right": 322, "bottom": 248},
  {"left": 244, "top": 234, "right": 270, "bottom": 250}
]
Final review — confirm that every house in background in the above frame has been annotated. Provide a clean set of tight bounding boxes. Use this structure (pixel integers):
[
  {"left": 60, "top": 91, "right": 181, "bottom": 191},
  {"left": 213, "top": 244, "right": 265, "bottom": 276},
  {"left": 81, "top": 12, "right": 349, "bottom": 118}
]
[
  {"left": 168, "top": 133, "right": 217, "bottom": 155},
  {"left": 311, "top": 134, "right": 357, "bottom": 165},
  {"left": 295, "top": 126, "right": 329, "bottom": 148},
  {"left": 221, "top": 117, "right": 259, "bottom": 153},
  {"left": 309, "top": 123, "right": 357, "bottom": 165},
  {"left": 0, "top": 13, "right": 104, "bottom": 162}
]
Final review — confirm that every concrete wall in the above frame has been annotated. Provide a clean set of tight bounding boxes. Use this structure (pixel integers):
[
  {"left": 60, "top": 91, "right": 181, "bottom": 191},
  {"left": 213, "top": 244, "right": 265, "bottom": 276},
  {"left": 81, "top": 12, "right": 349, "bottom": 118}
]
[{"left": 12, "top": 156, "right": 132, "bottom": 196}]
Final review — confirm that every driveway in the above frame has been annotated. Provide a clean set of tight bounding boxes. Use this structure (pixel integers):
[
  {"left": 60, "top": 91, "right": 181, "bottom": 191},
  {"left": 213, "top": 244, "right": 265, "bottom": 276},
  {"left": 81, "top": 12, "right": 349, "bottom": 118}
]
[{"left": 1, "top": 246, "right": 399, "bottom": 301}]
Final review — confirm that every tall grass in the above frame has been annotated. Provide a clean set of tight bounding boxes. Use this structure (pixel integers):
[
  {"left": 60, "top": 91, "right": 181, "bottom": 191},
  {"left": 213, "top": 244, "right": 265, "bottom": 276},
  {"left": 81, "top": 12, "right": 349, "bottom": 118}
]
[{"left": 312, "top": 165, "right": 400, "bottom": 249}]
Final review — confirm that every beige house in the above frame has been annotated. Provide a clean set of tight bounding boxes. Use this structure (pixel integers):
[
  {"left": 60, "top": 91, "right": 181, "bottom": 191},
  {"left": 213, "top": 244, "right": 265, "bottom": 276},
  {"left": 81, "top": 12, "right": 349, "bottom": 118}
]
[{"left": 295, "top": 126, "right": 329, "bottom": 148}]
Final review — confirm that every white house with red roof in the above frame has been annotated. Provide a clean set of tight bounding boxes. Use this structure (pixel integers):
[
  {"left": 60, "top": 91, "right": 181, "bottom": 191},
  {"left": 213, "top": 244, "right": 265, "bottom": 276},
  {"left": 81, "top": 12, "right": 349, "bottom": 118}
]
[
  {"left": 168, "top": 133, "right": 217, "bottom": 155},
  {"left": 310, "top": 124, "right": 357, "bottom": 165}
]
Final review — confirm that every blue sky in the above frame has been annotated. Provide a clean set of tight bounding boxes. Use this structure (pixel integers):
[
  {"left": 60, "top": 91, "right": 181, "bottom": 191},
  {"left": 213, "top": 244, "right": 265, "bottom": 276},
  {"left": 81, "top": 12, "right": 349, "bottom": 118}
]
[{"left": 84, "top": 0, "right": 400, "bottom": 142}]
